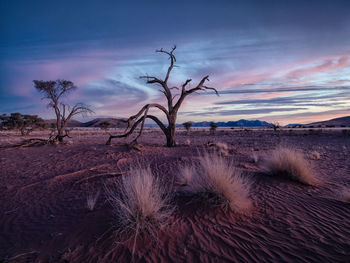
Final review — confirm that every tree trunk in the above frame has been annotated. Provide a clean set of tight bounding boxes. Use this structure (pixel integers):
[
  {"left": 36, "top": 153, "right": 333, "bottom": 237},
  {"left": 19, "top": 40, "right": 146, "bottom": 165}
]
[{"left": 166, "top": 114, "right": 177, "bottom": 147}]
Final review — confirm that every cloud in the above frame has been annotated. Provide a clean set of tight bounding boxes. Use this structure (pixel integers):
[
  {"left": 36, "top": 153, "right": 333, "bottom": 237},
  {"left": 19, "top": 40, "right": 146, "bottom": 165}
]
[
  {"left": 79, "top": 79, "right": 149, "bottom": 115},
  {"left": 182, "top": 107, "right": 307, "bottom": 116},
  {"left": 215, "top": 85, "right": 350, "bottom": 95},
  {"left": 287, "top": 56, "right": 350, "bottom": 79}
]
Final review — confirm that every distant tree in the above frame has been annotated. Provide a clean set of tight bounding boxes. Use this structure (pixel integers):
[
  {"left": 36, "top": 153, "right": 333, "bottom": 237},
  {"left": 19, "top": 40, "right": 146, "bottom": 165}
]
[
  {"left": 99, "top": 121, "right": 111, "bottom": 131},
  {"left": 106, "top": 46, "right": 218, "bottom": 147},
  {"left": 183, "top": 121, "right": 193, "bottom": 135},
  {"left": 0, "top": 113, "right": 45, "bottom": 135},
  {"left": 270, "top": 122, "right": 280, "bottom": 132},
  {"left": 210, "top": 121, "right": 218, "bottom": 135},
  {"left": 34, "top": 79, "right": 93, "bottom": 143}
]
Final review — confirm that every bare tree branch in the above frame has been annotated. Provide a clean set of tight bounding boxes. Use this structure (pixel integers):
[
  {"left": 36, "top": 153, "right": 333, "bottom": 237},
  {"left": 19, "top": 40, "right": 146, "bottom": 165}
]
[{"left": 107, "top": 46, "right": 218, "bottom": 147}]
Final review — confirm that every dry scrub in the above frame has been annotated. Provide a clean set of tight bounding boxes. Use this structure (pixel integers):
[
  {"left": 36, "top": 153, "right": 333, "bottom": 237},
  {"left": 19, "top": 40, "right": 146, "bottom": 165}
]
[
  {"left": 262, "top": 147, "right": 319, "bottom": 185},
  {"left": 105, "top": 166, "right": 174, "bottom": 252},
  {"left": 179, "top": 152, "right": 252, "bottom": 212}
]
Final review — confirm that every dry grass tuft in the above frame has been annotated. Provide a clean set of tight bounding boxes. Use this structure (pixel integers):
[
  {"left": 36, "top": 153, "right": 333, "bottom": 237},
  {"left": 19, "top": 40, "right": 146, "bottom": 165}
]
[
  {"left": 251, "top": 152, "right": 259, "bottom": 163},
  {"left": 311, "top": 151, "right": 320, "bottom": 160},
  {"left": 86, "top": 190, "right": 100, "bottom": 211},
  {"left": 178, "top": 166, "right": 194, "bottom": 186},
  {"left": 340, "top": 187, "right": 350, "bottom": 203},
  {"left": 215, "top": 142, "right": 229, "bottom": 156},
  {"left": 262, "top": 147, "right": 319, "bottom": 185},
  {"left": 180, "top": 152, "right": 252, "bottom": 212},
  {"left": 105, "top": 166, "right": 174, "bottom": 252}
]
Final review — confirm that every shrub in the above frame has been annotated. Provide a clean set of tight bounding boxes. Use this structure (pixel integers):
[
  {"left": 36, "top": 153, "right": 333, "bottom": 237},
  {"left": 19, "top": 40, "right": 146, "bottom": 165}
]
[
  {"left": 180, "top": 152, "right": 252, "bottom": 212},
  {"left": 105, "top": 166, "right": 174, "bottom": 250},
  {"left": 183, "top": 122, "right": 193, "bottom": 135},
  {"left": 262, "top": 147, "right": 319, "bottom": 185}
]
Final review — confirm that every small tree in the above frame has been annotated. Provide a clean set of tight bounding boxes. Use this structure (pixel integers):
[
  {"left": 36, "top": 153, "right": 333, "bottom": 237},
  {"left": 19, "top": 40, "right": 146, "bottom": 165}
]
[
  {"left": 106, "top": 46, "right": 218, "bottom": 147},
  {"left": 271, "top": 122, "right": 280, "bottom": 132},
  {"left": 210, "top": 121, "right": 218, "bottom": 135},
  {"left": 34, "top": 79, "right": 93, "bottom": 143},
  {"left": 0, "top": 113, "right": 45, "bottom": 135},
  {"left": 99, "top": 121, "right": 111, "bottom": 131},
  {"left": 183, "top": 121, "right": 193, "bottom": 135}
]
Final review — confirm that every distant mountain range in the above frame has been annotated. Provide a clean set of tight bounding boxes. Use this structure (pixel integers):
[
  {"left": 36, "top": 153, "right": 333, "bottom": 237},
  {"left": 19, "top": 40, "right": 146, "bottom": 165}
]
[
  {"left": 43, "top": 115, "right": 350, "bottom": 129},
  {"left": 187, "top": 119, "right": 271, "bottom": 127}
]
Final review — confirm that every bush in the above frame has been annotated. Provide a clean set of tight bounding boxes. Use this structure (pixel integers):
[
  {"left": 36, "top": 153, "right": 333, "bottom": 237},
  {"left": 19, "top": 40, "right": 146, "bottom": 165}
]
[{"left": 262, "top": 147, "right": 319, "bottom": 185}]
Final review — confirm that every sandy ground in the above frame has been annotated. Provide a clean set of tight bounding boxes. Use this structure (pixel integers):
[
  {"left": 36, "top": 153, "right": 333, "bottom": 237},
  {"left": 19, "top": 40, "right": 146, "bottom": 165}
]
[{"left": 0, "top": 128, "right": 349, "bottom": 262}]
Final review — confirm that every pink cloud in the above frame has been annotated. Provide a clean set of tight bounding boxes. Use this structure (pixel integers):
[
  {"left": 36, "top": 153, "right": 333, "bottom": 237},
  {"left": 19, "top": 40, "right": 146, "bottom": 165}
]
[{"left": 287, "top": 56, "right": 350, "bottom": 79}]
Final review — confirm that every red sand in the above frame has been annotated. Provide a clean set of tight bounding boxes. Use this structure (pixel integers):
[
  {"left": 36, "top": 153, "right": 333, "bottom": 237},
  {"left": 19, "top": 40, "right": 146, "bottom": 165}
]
[{"left": 0, "top": 129, "right": 349, "bottom": 262}]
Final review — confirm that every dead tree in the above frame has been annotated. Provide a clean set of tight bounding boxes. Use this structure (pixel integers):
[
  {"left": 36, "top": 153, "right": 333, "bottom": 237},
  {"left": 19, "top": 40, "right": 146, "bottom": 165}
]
[
  {"left": 34, "top": 80, "right": 93, "bottom": 143},
  {"left": 106, "top": 46, "right": 218, "bottom": 147},
  {"left": 271, "top": 122, "right": 280, "bottom": 132}
]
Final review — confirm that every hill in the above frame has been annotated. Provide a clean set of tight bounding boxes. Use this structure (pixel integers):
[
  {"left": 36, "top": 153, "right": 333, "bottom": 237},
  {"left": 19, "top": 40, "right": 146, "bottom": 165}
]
[
  {"left": 307, "top": 116, "right": 350, "bottom": 127},
  {"left": 82, "top": 118, "right": 127, "bottom": 128}
]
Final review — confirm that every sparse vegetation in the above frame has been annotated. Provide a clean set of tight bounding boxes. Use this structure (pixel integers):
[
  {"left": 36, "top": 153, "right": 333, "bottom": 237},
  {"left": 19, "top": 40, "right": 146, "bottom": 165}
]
[
  {"left": 0, "top": 113, "right": 45, "bottom": 135},
  {"left": 105, "top": 166, "right": 174, "bottom": 253},
  {"left": 262, "top": 147, "right": 319, "bottom": 185},
  {"left": 179, "top": 152, "right": 252, "bottom": 212}
]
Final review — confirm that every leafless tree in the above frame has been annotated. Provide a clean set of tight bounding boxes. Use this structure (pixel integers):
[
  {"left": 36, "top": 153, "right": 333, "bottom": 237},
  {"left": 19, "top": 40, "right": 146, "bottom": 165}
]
[
  {"left": 34, "top": 79, "right": 93, "bottom": 143},
  {"left": 106, "top": 46, "right": 218, "bottom": 147},
  {"left": 271, "top": 121, "right": 280, "bottom": 132}
]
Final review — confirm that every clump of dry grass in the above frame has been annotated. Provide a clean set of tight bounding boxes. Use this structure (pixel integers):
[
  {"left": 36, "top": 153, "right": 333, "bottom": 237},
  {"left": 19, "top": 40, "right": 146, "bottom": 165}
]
[
  {"left": 311, "top": 151, "right": 320, "bottom": 160},
  {"left": 215, "top": 142, "right": 229, "bottom": 156},
  {"left": 340, "top": 187, "right": 350, "bottom": 203},
  {"left": 178, "top": 166, "right": 194, "bottom": 186},
  {"left": 105, "top": 166, "right": 174, "bottom": 252},
  {"left": 251, "top": 152, "right": 259, "bottom": 163},
  {"left": 180, "top": 152, "right": 252, "bottom": 212},
  {"left": 262, "top": 147, "right": 319, "bottom": 185},
  {"left": 86, "top": 190, "right": 100, "bottom": 211}
]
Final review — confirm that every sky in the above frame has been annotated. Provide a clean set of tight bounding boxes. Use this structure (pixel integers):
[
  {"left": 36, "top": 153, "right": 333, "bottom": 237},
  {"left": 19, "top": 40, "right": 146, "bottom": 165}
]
[{"left": 0, "top": 0, "right": 350, "bottom": 125}]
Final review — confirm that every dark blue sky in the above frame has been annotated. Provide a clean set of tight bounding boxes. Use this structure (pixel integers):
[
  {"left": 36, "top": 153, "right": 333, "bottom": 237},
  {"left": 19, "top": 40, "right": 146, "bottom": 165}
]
[{"left": 1, "top": 0, "right": 349, "bottom": 124}]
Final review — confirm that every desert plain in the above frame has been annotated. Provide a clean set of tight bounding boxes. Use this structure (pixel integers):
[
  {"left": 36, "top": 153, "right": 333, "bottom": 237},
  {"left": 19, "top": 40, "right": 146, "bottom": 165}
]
[{"left": 0, "top": 128, "right": 349, "bottom": 262}]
